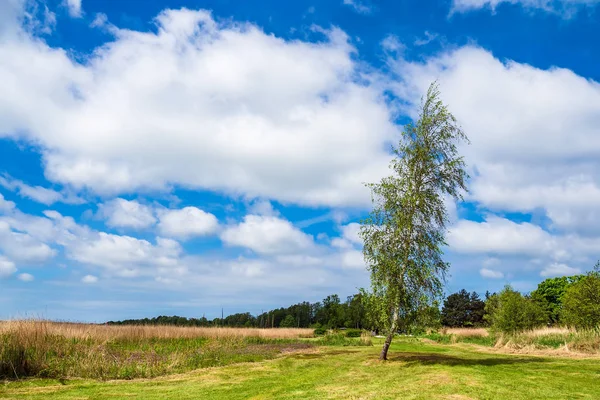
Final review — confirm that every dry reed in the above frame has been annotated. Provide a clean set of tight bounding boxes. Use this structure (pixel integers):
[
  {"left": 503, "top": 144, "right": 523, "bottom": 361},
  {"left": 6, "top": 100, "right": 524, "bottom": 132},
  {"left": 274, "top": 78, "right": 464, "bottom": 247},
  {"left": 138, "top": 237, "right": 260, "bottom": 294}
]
[
  {"left": 0, "top": 320, "right": 314, "bottom": 380},
  {"left": 0, "top": 320, "right": 314, "bottom": 340},
  {"left": 442, "top": 327, "right": 489, "bottom": 337}
]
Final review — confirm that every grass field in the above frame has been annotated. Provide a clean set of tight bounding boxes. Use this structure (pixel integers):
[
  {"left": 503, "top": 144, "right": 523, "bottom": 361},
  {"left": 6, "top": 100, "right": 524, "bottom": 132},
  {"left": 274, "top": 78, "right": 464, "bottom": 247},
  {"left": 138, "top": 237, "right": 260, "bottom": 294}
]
[
  {"left": 2, "top": 336, "right": 600, "bottom": 399},
  {"left": 0, "top": 321, "right": 314, "bottom": 380}
]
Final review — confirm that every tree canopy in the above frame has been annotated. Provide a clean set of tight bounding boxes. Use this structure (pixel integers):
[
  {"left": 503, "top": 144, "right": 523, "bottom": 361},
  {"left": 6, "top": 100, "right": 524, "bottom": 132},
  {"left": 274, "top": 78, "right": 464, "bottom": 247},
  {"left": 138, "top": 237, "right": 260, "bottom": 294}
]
[
  {"left": 441, "top": 289, "right": 485, "bottom": 327},
  {"left": 561, "top": 264, "right": 600, "bottom": 329},
  {"left": 360, "top": 82, "right": 469, "bottom": 360}
]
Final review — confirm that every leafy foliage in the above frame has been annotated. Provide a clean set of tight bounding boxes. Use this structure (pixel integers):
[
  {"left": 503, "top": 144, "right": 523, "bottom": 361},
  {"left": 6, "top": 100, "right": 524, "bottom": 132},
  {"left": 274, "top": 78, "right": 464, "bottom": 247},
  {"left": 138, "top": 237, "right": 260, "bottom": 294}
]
[
  {"left": 360, "top": 82, "right": 469, "bottom": 359},
  {"left": 561, "top": 266, "right": 600, "bottom": 329},
  {"left": 279, "top": 315, "right": 296, "bottom": 328},
  {"left": 441, "top": 289, "right": 485, "bottom": 327},
  {"left": 530, "top": 275, "right": 584, "bottom": 324},
  {"left": 345, "top": 329, "right": 362, "bottom": 337},
  {"left": 485, "top": 286, "right": 547, "bottom": 334}
]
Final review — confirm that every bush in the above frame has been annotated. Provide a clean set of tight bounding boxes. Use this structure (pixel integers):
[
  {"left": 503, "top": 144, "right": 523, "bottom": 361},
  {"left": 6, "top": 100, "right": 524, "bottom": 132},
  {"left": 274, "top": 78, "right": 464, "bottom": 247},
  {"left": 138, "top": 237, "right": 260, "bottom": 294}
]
[
  {"left": 313, "top": 327, "right": 327, "bottom": 336},
  {"left": 314, "top": 333, "right": 372, "bottom": 346},
  {"left": 486, "top": 286, "right": 547, "bottom": 334},
  {"left": 561, "top": 273, "right": 600, "bottom": 329},
  {"left": 345, "top": 329, "right": 361, "bottom": 338},
  {"left": 279, "top": 315, "right": 296, "bottom": 328}
]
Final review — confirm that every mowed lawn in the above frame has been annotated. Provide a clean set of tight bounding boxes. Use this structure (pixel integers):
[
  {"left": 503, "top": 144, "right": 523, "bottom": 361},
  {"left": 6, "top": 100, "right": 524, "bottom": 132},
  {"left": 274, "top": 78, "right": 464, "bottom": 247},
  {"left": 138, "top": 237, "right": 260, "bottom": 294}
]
[{"left": 2, "top": 338, "right": 599, "bottom": 399}]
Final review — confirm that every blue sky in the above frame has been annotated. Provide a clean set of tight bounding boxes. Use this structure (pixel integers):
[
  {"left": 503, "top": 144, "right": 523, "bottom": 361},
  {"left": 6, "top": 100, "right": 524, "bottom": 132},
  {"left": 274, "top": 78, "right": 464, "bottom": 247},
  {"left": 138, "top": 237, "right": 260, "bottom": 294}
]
[{"left": 1, "top": 0, "right": 600, "bottom": 322}]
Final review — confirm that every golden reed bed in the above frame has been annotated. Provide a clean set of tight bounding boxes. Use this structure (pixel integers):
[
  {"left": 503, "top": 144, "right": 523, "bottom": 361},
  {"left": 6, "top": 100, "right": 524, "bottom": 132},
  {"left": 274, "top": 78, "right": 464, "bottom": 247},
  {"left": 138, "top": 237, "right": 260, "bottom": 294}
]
[
  {"left": 441, "top": 326, "right": 575, "bottom": 338},
  {"left": 0, "top": 320, "right": 314, "bottom": 340}
]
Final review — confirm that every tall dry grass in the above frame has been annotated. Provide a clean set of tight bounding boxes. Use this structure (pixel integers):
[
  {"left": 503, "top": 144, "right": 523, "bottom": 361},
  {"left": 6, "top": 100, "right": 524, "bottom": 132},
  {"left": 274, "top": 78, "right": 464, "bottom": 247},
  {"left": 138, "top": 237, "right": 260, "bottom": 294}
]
[
  {"left": 0, "top": 320, "right": 314, "bottom": 340},
  {"left": 431, "top": 326, "right": 600, "bottom": 354},
  {"left": 0, "top": 320, "right": 313, "bottom": 380},
  {"left": 441, "top": 327, "right": 489, "bottom": 337}
]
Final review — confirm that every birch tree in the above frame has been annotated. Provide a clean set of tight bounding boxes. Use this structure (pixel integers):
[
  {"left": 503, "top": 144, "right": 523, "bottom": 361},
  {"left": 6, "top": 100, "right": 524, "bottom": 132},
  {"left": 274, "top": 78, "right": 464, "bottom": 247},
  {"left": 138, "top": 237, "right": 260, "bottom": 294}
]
[{"left": 360, "top": 83, "right": 469, "bottom": 360}]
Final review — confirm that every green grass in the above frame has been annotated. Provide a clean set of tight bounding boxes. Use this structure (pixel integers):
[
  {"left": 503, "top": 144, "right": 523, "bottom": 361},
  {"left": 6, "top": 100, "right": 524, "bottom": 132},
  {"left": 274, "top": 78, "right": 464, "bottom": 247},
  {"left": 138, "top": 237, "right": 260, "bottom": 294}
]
[
  {"left": 2, "top": 338, "right": 599, "bottom": 399},
  {"left": 0, "top": 333, "right": 310, "bottom": 381}
]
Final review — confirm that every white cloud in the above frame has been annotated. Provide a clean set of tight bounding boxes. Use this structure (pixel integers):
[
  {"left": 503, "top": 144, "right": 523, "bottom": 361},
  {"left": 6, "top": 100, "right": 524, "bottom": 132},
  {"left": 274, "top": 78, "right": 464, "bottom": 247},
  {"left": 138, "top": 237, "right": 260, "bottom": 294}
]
[
  {"left": 221, "top": 215, "right": 315, "bottom": 255},
  {"left": 0, "top": 7, "right": 397, "bottom": 208},
  {"left": 451, "top": 0, "right": 600, "bottom": 15},
  {"left": 157, "top": 207, "right": 219, "bottom": 238},
  {"left": 390, "top": 46, "right": 600, "bottom": 235},
  {"left": 0, "top": 175, "right": 82, "bottom": 205},
  {"left": 0, "top": 256, "right": 16, "bottom": 277},
  {"left": 483, "top": 257, "right": 500, "bottom": 267},
  {"left": 68, "top": 233, "right": 183, "bottom": 277},
  {"left": 331, "top": 222, "right": 362, "bottom": 249},
  {"left": 17, "top": 272, "right": 34, "bottom": 282},
  {"left": 447, "top": 215, "right": 600, "bottom": 278},
  {"left": 480, "top": 268, "right": 504, "bottom": 279},
  {"left": 90, "top": 12, "right": 108, "bottom": 28},
  {"left": 82, "top": 274, "right": 98, "bottom": 283},
  {"left": 65, "top": 0, "right": 82, "bottom": 18},
  {"left": 341, "top": 222, "right": 362, "bottom": 245},
  {"left": 247, "top": 199, "right": 279, "bottom": 217},
  {"left": 98, "top": 198, "right": 156, "bottom": 229},
  {"left": 540, "top": 262, "right": 581, "bottom": 277},
  {"left": 448, "top": 216, "right": 553, "bottom": 256},
  {"left": 342, "top": 0, "right": 373, "bottom": 14},
  {"left": 414, "top": 31, "right": 438, "bottom": 46},
  {"left": 0, "top": 220, "right": 56, "bottom": 263},
  {"left": 0, "top": 200, "right": 186, "bottom": 280},
  {"left": 340, "top": 249, "right": 365, "bottom": 269},
  {"left": 0, "top": 193, "right": 15, "bottom": 211}
]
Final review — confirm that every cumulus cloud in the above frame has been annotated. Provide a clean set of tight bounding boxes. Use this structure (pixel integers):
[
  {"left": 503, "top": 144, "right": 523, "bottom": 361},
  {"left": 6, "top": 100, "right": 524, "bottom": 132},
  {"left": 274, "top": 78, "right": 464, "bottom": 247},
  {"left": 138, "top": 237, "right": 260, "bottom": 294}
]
[
  {"left": 480, "top": 268, "right": 504, "bottom": 279},
  {"left": 81, "top": 274, "right": 98, "bottom": 283},
  {"left": 0, "top": 220, "right": 56, "bottom": 263},
  {"left": 17, "top": 272, "right": 34, "bottom": 282},
  {"left": 0, "top": 175, "right": 82, "bottom": 205},
  {"left": 98, "top": 198, "right": 156, "bottom": 229},
  {"left": 448, "top": 217, "right": 553, "bottom": 256},
  {"left": 448, "top": 216, "right": 600, "bottom": 277},
  {"left": 0, "top": 7, "right": 397, "bottom": 208},
  {"left": 390, "top": 46, "right": 600, "bottom": 235},
  {"left": 64, "top": 0, "right": 82, "bottom": 18},
  {"left": 246, "top": 199, "right": 279, "bottom": 217},
  {"left": 331, "top": 222, "right": 362, "bottom": 249},
  {"left": 157, "top": 207, "right": 219, "bottom": 238},
  {"left": 68, "top": 233, "right": 183, "bottom": 277},
  {"left": 0, "top": 256, "right": 16, "bottom": 277},
  {"left": 221, "top": 215, "right": 315, "bottom": 255},
  {"left": 540, "top": 262, "right": 582, "bottom": 277},
  {"left": 0, "top": 193, "right": 15, "bottom": 211}
]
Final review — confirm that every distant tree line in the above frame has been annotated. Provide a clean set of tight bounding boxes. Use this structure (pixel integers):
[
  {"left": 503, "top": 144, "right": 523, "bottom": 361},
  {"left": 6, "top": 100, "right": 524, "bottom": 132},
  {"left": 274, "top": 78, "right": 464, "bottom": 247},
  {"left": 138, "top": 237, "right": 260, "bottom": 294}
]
[
  {"left": 107, "top": 293, "right": 368, "bottom": 329},
  {"left": 107, "top": 265, "right": 600, "bottom": 333}
]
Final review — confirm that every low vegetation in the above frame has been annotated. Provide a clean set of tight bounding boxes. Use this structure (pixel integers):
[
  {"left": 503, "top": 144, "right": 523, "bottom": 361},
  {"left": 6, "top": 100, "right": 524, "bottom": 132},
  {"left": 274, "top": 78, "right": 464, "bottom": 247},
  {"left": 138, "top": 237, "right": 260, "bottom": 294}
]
[
  {"left": 3, "top": 337, "right": 599, "bottom": 399},
  {"left": 0, "top": 320, "right": 314, "bottom": 380},
  {"left": 425, "top": 326, "right": 600, "bottom": 353}
]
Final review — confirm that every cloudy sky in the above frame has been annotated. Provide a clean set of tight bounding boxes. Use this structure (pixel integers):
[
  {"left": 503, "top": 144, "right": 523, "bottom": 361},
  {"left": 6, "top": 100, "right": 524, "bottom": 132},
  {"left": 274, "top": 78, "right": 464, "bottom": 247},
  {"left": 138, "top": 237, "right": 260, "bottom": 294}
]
[{"left": 1, "top": 0, "right": 599, "bottom": 322}]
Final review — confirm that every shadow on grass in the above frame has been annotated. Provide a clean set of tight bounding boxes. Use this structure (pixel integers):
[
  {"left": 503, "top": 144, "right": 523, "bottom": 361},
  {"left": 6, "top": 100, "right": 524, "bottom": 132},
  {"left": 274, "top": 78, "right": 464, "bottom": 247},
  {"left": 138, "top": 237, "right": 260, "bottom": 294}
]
[
  {"left": 289, "top": 350, "right": 358, "bottom": 360},
  {"left": 388, "top": 352, "right": 546, "bottom": 366}
]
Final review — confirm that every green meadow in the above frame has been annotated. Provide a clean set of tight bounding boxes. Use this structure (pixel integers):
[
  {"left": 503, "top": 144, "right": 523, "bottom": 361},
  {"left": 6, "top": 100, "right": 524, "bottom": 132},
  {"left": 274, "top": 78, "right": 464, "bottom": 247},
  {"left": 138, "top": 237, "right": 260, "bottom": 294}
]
[{"left": 3, "top": 337, "right": 599, "bottom": 400}]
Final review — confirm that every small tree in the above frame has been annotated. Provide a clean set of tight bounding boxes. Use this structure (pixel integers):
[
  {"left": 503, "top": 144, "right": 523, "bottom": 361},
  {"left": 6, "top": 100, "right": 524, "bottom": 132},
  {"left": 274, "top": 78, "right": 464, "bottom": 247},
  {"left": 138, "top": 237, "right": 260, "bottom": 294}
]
[
  {"left": 561, "top": 264, "right": 600, "bottom": 329},
  {"left": 360, "top": 83, "right": 469, "bottom": 360},
  {"left": 486, "top": 286, "right": 547, "bottom": 334},
  {"left": 441, "top": 289, "right": 485, "bottom": 327},
  {"left": 279, "top": 315, "right": 296, "bottom": 328},
  {"left": 441, "top": 290, "right": 470, "bottom": 327},
  {"left": 531, "top": 275, "right": 584, "bottom": 325}
]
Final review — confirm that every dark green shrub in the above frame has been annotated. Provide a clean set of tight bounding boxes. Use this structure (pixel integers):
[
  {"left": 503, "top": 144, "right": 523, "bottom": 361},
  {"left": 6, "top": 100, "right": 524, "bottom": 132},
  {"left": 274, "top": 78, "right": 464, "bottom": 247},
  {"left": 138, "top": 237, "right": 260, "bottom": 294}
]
[
  {"left": 345, "top": 329, "right": 361, "bottom": 338},
  {"left": 313, "top": 328, "right": 327, "bottom": 336},
  {"left": 561, "top": 272, "right": 600, "bottom": 329}
]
